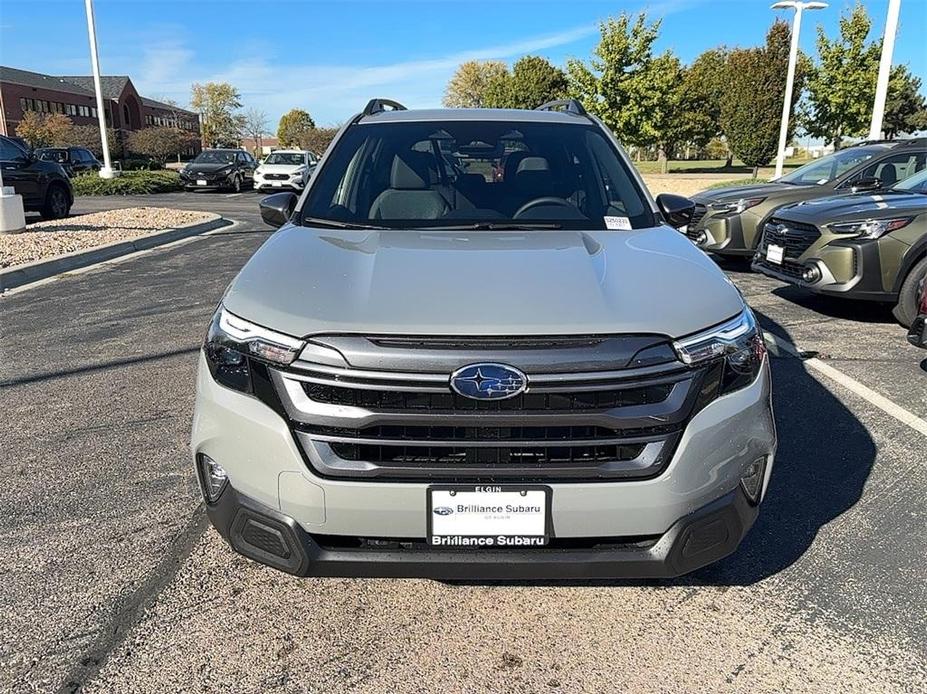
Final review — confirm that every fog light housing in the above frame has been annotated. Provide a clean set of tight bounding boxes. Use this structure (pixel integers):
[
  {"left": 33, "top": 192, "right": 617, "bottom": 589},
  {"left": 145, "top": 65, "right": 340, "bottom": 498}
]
[
  {"left": 695, "top": 230, "right": 708, "bottom": 246},
  {"left": 197, "top": 454, "right": 229, "bottom": 503},
  {"left": 801, "top": 264, "right": 822, "bottom": 284},
  {"left": 740, "top": 457, "right": 766, "bottom": 505}
]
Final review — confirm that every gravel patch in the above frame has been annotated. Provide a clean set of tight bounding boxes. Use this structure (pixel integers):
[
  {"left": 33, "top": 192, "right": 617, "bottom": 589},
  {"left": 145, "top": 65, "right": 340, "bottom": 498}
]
[{"left": 1, "top": 207, "right": 216, "bottom": 269}]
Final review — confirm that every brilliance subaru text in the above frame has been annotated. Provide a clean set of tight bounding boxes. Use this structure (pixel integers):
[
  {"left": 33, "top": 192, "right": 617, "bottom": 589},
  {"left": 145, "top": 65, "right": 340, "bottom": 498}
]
[{"left": 191, "top": 99, "right": 777, "bottom": 579}]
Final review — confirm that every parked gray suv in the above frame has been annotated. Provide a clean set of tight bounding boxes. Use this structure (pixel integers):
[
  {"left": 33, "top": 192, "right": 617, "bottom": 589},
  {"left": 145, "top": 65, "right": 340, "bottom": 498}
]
[{"left": 191, "top": 99, "right": 776, "bottom": 579}]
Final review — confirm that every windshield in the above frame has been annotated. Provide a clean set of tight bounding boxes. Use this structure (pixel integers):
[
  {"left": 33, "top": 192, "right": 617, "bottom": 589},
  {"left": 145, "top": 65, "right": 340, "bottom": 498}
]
[
  {"left": 299, "top": 121, "right": 655, "bottom": 230},
  {"left": 193, "top": 151, "right": 236, "bottom": 164},
  {"left": 778, "top": 147, "right": 886, "bottom": 185},
  {"left": 894, "top": 168, "right": 927, "bottom": 194},
  {"left": 264, "top": 152, "right": 305, "bottom": 166}
]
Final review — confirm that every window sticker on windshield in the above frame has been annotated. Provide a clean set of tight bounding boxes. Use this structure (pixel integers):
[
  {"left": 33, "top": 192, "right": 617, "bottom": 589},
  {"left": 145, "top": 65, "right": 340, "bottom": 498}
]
[{"left": 604, "top": 216, "right": 633, "bottom": 230}]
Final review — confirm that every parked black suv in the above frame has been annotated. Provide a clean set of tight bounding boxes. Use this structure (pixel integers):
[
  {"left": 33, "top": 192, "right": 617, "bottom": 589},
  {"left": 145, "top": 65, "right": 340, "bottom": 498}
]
[
  {"left": 180, "top": 149, "right": 257, "bottom": 192},
  {"left": 1, "top": 135, "right": 74, "bottom": 219},
  {"left": 35, "top": 146, "right": 102, "bottom": 177}
]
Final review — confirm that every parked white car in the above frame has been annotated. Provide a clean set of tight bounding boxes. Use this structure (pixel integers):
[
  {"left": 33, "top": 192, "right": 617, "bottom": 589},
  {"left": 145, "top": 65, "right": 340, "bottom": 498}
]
[{"left": 254, "top": 149, "right": 319, "bottom": 192}]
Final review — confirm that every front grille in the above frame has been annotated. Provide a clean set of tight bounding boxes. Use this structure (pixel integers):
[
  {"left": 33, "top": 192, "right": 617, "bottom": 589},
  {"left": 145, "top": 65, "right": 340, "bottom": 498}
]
[
  {"left": 301, "top": 382, "right": 674, "bottom": 411},
  {"left": 686, "top": 204, "right": 708, "bottom": 239},
  {"left": 762, "top": 218, "right": 820, "bottom": 259},
  {"left": 264, "top": 173, "right": 289, "bottom": 180},
  {"left": 267, "top": 335, "right": 718, "bottom": 482},
  {"left": 755, "top": 257, "right": 804, "bottom": 280}
]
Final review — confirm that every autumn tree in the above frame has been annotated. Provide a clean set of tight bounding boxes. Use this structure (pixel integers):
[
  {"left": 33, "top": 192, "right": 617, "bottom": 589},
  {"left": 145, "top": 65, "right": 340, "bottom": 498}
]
[
  {"left": 483, "top": 56, "right": 568, "bottom": 109},
  {"left": 68, "top": 124, "right": 120, "bottom": 158},
  {"left": 15, "top": 112, "right": 74, "bottom": 148},
  {"left": 443, "top": 61, "right": 507, "bottom": 107},
  {"left": 191, "top": 82, "right": 245, "bottom": 147},
  {"left": 127, "top": 127, "right": 196, "bottom": 164},
  {"left": 277, "top": 109, "right": 316, "bottom": 148}
]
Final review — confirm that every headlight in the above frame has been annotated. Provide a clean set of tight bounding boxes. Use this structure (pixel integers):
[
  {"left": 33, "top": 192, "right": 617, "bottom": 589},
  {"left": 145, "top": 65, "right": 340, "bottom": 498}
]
[
  {"left": 828, "top": 217, "right": 913, "bottom": 240},
  {"left": 292, "top": 166, "right": 307, "bottom": 176},
  {"left": 204, "top": 307, "right": 304, "bottom": 392},
  {"left": 708, "top": 197, "right": 766, "bottom": 215},
  {"left": 673, "top": 308, "right": 766, "bottom": 394}
]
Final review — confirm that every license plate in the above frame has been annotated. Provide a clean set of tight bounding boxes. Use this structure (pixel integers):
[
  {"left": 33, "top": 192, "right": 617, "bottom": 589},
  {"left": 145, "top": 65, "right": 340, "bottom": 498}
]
[
  {"left": 428, "top": 485, "right": 550, "bottom": 548},
  {"left": 766, "top": 243, "right": 785, "bottom": 265},
  {"left": 197, "top": 180, "right": 207, "bottom": 186},
  {"left": 272, "top": 181, "right": 282, "bottom": 187}
]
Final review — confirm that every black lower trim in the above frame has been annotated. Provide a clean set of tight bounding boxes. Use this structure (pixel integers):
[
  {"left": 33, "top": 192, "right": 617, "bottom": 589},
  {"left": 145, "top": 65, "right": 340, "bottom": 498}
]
[{"left": 204, "top": 485, "right": 759, "bottom": 579}]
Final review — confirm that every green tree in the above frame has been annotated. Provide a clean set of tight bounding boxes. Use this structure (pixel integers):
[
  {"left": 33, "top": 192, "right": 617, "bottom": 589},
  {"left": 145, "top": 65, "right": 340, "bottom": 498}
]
[
  {"left": 883, "top": 65, "right": 927, "bottom": 139},
  {"left": 276, "top": 109, "right": 316, "bottom": 148},
  {"left": 483, "top": 56, "right": 568, "bottom": 109},
  {"left": 190, "top": 82, "right": 245, "bottom": 147},
  {"left": 127, "top": 127, "right": 196, "bottom": 164},
  {"left": 15, "top": 112, "right": 74, "bottom": 148},
  {"left": 443, "top": 60, "right": 507, "bottom": 107},
  {"left": 567, "top": 12, "right": 688, "bottom": 172},
  {"left": 677, "top": 48, "right": 730, "bottom": 159},
  {"left": 720, "top": 21, "right": 802, "bottom": 177},
  {"left": 804, "top": 2, "right": 881, "bottom": 147}
]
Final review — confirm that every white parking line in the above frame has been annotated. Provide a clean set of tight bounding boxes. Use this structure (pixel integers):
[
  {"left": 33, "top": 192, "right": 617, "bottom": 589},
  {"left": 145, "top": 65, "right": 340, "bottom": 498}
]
[{"left": 765, "top": 332, "right": 927, "bottom": 438}]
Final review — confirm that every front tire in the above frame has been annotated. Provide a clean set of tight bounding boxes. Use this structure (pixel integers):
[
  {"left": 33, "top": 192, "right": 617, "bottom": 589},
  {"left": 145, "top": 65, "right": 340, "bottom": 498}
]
[
  {"left": 893, "top": 256, "right": 927, "bottom": 328},
  {"left": 40, "top": 183, "right": 71, "bottom": 220}
]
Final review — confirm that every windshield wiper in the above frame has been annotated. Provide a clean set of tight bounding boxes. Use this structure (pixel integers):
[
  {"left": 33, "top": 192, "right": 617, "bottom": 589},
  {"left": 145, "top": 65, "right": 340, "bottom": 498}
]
[
  {"left": 418, "top": 222, "right": 564, "bottom": 230},
  {"left": 299, "top": 216, "right": 389, "bottom": 230}
]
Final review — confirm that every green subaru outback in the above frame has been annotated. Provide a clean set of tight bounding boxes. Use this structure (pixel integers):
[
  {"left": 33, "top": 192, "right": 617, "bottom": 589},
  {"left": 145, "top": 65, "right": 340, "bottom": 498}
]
[
  {"left": 752, "top": 168, "right": 927, "bottom": 326},
  {"left": 687, "top": 139, "right": 926, "bottom": 258}
]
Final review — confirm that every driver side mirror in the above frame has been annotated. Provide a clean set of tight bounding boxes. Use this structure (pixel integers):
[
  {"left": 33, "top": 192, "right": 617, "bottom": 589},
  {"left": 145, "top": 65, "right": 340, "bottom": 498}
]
[
  {"left": 259, "top": 192, "right": 298, "bottom": 228},
  {"left": 656, "top": 193, "right": 696, "bottom": 228},
  {"left": 851, "top": 176, "right": 881, "bottom": 193}
]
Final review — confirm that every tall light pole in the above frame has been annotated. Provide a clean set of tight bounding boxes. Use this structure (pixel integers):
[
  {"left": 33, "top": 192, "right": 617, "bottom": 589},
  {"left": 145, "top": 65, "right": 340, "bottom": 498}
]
[
  {"left": 84, "top": 0, "right": 115, "bottom": 178},
  {"left": 771, "top": 1, "right": 828, "bottom": 179},
  {"left": 869, "top": 0, "right": 902, "bottom": 140}
]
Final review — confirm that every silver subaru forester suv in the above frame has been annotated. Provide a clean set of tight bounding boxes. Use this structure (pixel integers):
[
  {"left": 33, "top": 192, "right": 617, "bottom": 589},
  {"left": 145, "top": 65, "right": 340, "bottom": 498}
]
[{"left": 191, "top": 99, "right": 776, "bottom": 579}]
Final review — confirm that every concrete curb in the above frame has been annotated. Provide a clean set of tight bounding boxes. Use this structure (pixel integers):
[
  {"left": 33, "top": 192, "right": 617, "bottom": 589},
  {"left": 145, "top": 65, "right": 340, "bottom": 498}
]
[{"left": 0, "top": 216, "right": 231, "bottom": 291}]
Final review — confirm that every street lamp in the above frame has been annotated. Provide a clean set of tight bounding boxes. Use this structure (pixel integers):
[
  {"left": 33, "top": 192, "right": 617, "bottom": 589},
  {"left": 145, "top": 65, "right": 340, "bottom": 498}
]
[
  {"left": 869, "top": 0, "right": 902, "bottom": 140},
  {"left": 83, "top": 0, "right": 115, "bottom": 178},
  {"left": 771, "top": 1, "right": 828, "bottom": 179}
]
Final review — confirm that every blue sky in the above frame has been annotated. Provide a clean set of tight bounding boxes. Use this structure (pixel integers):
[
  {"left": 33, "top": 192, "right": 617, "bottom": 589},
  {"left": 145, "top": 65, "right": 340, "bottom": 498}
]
[{"left": 1, "top": 0, "right": 925, "bottom": 127}]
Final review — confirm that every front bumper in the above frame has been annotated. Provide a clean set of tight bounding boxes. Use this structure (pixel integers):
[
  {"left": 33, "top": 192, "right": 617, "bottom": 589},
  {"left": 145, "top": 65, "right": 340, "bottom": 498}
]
[
  {"left": 181, "top": 173, "right": 233, "bottom": 191},
  {"left": 254, "top": 174, "right": 305, "bottom": 191},
  {"left": 752, "top": 238, "right": 898, "bottom": 303},
  {"left": 191, "top": 352, "right": 776, "bottom": 577},
  {"left": 688, "top": 209, "right": 762, "bottom": 257},
  {"left": 205, "top": 482, "right": 759, "bottom": 579}
]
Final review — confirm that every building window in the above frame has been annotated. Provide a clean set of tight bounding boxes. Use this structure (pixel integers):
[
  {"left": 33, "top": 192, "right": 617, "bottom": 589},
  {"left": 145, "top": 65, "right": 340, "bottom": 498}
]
[{"left": 90, "top": 107, "right": 97, "bottom": 118}]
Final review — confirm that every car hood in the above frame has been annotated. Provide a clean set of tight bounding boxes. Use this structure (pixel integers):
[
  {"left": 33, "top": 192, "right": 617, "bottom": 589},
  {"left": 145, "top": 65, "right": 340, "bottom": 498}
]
[
  {"left": 692, "top": 182, "right": 815, "bottom": 203},
  {"left": 222, "top": 225, "right": 745, "bottom": 339},
  {"left": 257, "top": 164, "right": 302, "bottom": 174},
  {"left": 185, "top": 162, "right": 233, "bottom": 173},
  {"left": 775, "top": 191, "right": 927, "bottom": 224}
]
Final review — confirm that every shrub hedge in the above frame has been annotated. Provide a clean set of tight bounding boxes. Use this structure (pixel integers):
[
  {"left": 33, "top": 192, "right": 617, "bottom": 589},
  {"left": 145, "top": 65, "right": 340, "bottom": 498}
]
[{"left": 73, "top": 170, "right": 182, "bottom": 196}]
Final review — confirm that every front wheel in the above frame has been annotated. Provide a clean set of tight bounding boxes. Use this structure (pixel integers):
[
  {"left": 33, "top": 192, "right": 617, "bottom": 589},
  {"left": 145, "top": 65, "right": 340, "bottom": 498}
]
[
  {"left": 40, "top": 183, "right": 71, "bottom": 220},
  {"left": 893, "top": 256, "right": 927, "bottom": 328}
]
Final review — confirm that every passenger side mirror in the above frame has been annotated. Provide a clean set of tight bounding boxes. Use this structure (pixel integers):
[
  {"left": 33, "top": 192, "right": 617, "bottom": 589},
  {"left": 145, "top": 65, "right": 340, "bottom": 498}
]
[
  {"left": 655, "top": 193, "right": 696, "bottom": 228},
  {"left": 260, "top": 192, "right": 298, "bottom": 228},
  {"left": 851, "top": 177, "right": 881, "bottom": 193}
]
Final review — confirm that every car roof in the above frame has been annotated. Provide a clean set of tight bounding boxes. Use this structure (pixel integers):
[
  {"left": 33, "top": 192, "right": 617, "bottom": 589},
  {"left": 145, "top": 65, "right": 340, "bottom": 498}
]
[
  {"left": 357, "top": 108, "right": 592, "bottom": 125},
  {"left": 267, "top": 149, "right": 309, "bottom": 154}
]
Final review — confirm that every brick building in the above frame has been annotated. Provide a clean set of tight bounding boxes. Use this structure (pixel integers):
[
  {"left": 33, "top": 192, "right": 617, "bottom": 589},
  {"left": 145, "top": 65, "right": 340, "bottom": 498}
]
[{"left": 0, "top": 66, "right": 200, "bottom": 154}]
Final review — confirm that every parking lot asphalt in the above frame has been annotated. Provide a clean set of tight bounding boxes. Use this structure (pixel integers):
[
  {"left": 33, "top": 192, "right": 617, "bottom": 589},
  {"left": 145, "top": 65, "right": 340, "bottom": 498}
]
[{"left": 1, "top": 192, "right": 925, "bottom": 693}]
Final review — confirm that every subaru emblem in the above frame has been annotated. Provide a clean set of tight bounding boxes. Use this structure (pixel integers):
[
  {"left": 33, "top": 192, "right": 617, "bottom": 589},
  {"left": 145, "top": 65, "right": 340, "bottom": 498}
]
[
  {"left": 433, "top": 506, "right": 454, "bottom": 516},
  {"left": 450, "top": 363, "right": 527, "bottom": 400}
]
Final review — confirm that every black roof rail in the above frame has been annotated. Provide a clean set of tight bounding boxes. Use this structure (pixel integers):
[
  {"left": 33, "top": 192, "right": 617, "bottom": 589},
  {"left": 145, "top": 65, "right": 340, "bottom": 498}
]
[
  {"left": 535, "top": 99, "right": 587, "bottom": 116},
  {"left": 362, "top": 98, "right": 407, "bottom": 116},
  {"left": 849, "top": 137, "right": 927, "bottom": 148}
]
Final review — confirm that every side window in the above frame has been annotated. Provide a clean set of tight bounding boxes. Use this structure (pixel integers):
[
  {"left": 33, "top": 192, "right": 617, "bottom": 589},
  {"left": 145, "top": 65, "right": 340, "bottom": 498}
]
[
  {"left": 237, "top": 152, "right": 247, "bottom": 164},
  {"left": 857, "top": 153, "right": 919, "bottom": 186},
  {"left": 0, "top": 138, "right": 27, "bottom": 162}
]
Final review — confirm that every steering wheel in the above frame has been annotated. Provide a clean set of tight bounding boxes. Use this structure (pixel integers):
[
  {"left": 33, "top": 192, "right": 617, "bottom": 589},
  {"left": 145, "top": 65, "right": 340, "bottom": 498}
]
[{"left": 513, "top": 197, "right": 574, "bottom": 218}]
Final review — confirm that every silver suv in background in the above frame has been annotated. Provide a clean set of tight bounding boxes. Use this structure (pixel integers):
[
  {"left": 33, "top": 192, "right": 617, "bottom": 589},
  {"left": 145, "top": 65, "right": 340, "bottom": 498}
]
[{"left": 191, "top": 99, "right": 776, "bottom": 579}]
